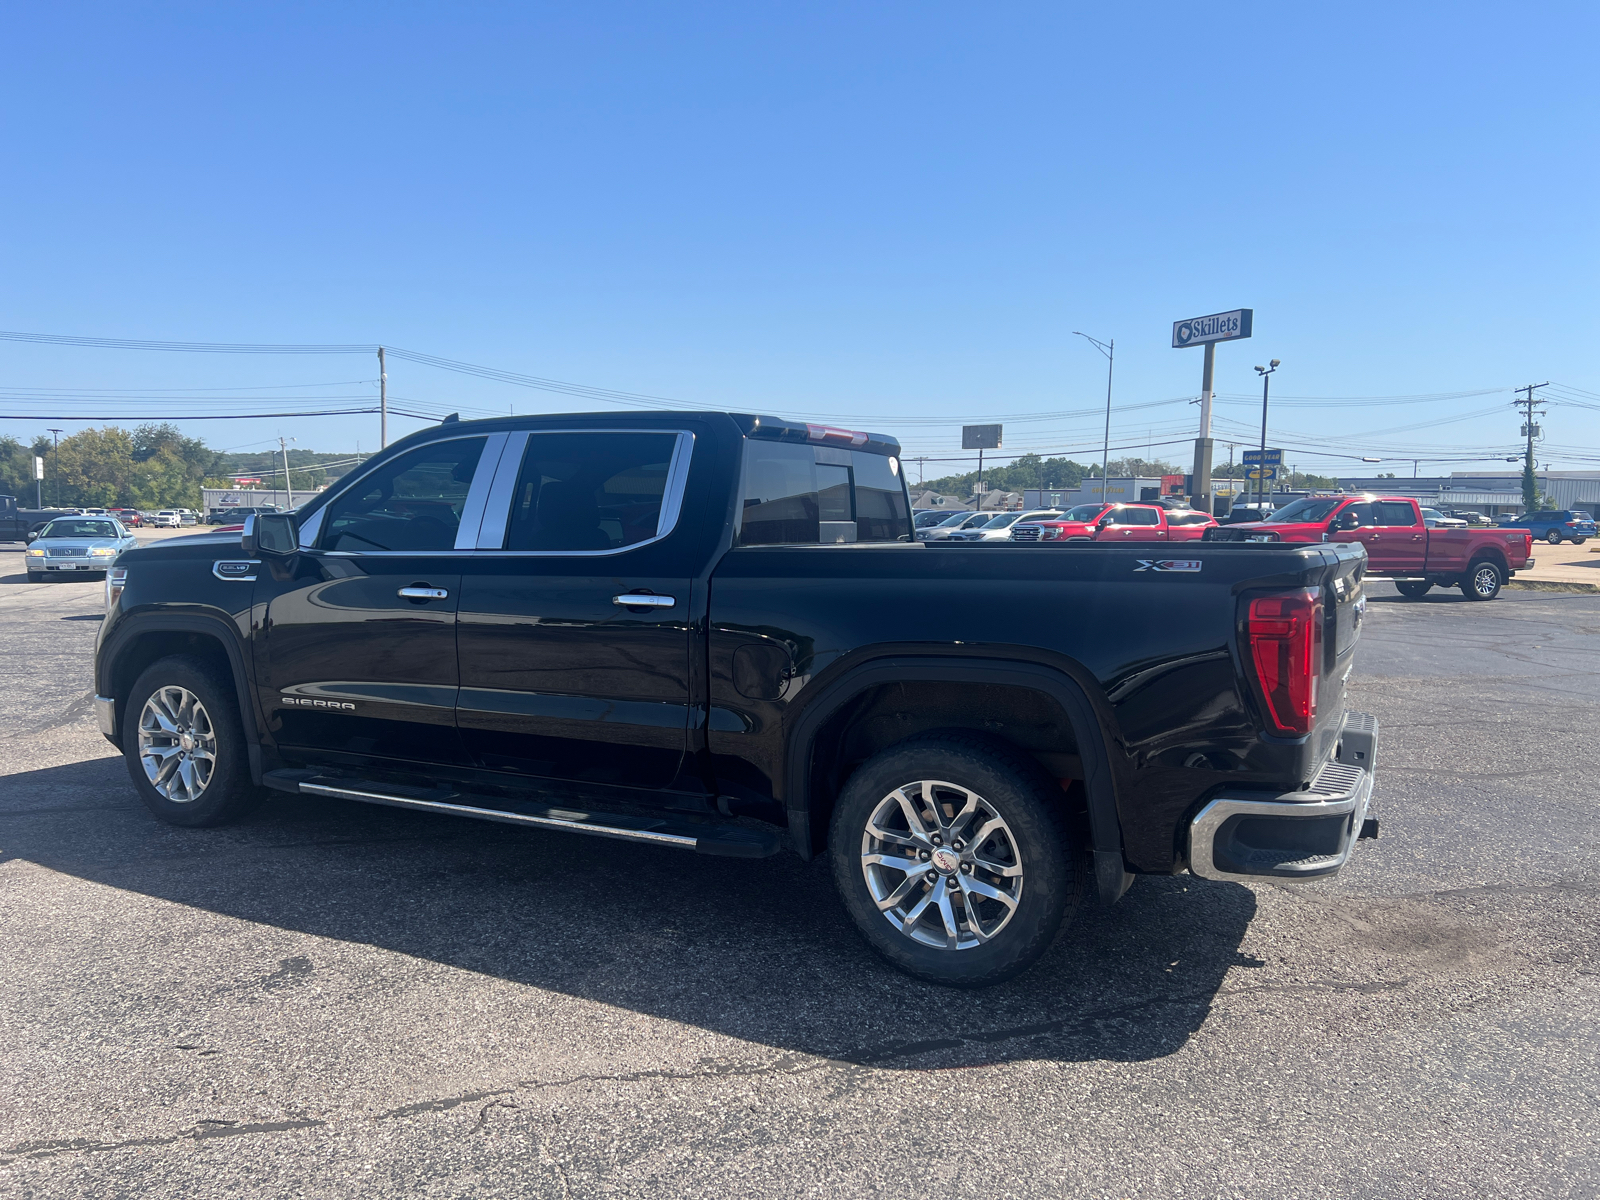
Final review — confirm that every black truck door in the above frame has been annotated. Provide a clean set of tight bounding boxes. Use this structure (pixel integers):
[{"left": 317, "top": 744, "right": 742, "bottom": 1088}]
[
  {"left": 254, "top": 433, "right": 504, "bottom": 768},
  {"left": 454, "top": 429, "right": 696, "bottom": 790}
]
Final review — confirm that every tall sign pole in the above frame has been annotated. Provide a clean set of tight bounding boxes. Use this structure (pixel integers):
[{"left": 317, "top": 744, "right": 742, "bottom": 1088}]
[
  {"left": 961, "top": 424, "right": 1003, "bottom": 505},
  {"left": 1196, "top": 341, "right": 1215, "bottom": 512},
  {"left": 1172, "top": 309, "right": 1252, "bottom": 514}
]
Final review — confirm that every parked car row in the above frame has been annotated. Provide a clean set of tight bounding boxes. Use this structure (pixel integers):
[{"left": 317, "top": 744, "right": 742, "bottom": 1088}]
[
  {"left": 915, "top": 503, "right": 1220, "bottom": 544},
  {"left": 1497, "top": 509, "right": 1596, "bottom": 544}
]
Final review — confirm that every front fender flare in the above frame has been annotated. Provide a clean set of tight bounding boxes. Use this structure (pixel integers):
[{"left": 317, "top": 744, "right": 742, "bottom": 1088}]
[{"left": 97, "top": 611, "right": 262, "bottom": 779}]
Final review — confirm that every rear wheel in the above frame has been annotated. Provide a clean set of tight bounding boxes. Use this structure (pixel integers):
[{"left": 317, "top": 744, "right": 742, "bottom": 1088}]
[
  {"left": 829, "top": 734, "right": 1081, "bottom": 987},
  {"left": 1395, "top": 580, "right": 1431, "bottom": 598},
  {"left": 1575, "top": 538, "right": 1589, "bottom": 545},
  {"left": 1460, "top": 560, "right": 1503, "bottom": 601},
  {"left": 1546, "top": 529, "right": 1563, "bottom": 545},
  {"left": 122, "top": 655, "right": 265, "bottom": 827}
]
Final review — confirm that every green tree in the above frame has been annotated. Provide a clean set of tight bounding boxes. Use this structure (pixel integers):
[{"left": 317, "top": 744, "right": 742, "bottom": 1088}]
[{"left": 0, "top": 436, "right": 37, "bottom": 499}]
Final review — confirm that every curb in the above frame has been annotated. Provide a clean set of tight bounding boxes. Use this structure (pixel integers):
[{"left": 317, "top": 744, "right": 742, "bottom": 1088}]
[{"left": 1504, "top": 579, "right": 1600, "bottom": 595}]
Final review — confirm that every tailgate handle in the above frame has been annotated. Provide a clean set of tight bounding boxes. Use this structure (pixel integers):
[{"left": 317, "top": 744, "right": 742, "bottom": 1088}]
[
  {"left": 614, "top": 593, "right": 676, "bottom": 608},
  {"left": 397, "top": 586, "right": 449, "bottom": 600}
]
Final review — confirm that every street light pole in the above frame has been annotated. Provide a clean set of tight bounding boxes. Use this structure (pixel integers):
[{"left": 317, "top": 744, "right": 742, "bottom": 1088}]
[
  {"left": 47, "top": 428, "right": 63, "bottom": 508},
  {"left": 1073, "top": 332, "right": 1114, "bottom": 502},
  {"left": 1252, "top": 361, "right": 1279, "bottom": 508}
]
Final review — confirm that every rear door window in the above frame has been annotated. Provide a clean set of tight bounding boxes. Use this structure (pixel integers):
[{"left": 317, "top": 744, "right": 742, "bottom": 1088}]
[
  {"left": 738, "top": 441, "right": 911, "bottom": 545},
  {"left": 1123, "top": 506, "right": 1161, "bottom": 525},
  {"left": 1374, "top": 501, "right": 1419, "bottom": 527},
  {"left": 503, "top": 432, "right": 680, "bottom": 552}
]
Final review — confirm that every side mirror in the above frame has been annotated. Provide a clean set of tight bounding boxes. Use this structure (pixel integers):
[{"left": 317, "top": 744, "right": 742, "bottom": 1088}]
[
  {"left": 242, "top": 511, "right": 298, "bottom": 559},
  {"left": 25, "top": 531, "right": 37, "bottom": 542}
]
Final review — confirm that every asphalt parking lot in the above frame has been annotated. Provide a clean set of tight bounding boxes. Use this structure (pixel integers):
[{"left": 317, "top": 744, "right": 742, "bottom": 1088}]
[{"left": 2, "top": 544, "right": 1598, "bottom": 1198}]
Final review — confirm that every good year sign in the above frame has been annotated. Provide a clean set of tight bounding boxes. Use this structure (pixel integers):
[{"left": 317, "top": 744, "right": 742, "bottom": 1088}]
[{"left": 1172, "top": 309, "right": 1253, "bottom": 348}]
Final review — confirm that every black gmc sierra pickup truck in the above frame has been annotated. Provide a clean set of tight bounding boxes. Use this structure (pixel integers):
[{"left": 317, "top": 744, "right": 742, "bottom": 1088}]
[{"left": 93, "top": 411, "right": 1378, "bottom": 985}]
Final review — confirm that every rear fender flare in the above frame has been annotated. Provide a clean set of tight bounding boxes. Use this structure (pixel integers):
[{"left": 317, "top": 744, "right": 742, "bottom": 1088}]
[{"left": 783, "top": 656, "right": 1131, "bottom": 904}]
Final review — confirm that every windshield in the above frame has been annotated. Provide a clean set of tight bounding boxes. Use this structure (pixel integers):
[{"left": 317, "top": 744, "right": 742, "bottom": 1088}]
[
  {"left": 41, "top": 520, "right": 119, "bottom": 538},
  {"left": 932, "top": 512, "right": 973, "bottom": 528},
  {"left": 981, "top": 512, "right": 1023, "bottom": 529},
  {"left": 1263, "top": 497, "right": 1344, "bottom": 524},
  {"left": 1062, "top": 504, "right": 1107, "bottom": 521}
]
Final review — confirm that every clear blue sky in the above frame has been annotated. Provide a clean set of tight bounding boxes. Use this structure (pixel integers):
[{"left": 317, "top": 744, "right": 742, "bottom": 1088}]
[{"left": 2, "top": 2, "right": 1595, "bottom": 478}]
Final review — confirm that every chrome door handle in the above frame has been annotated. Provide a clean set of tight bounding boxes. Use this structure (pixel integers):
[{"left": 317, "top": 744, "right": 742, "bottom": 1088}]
[
  {"left": 398, "top": 586, "right": 449, "bottom": 600},
  {"left": 613, "top": 593, "right": 676, "bottom": 608}
]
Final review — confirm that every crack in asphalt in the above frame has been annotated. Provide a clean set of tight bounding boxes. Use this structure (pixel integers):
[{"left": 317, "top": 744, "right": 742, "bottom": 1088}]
[
  {"left": 1, "top": 1119, "right": 325, "bottom": 1164},
  {"left": 4, "top": 969, "right": 1422, "bottom": 1166}
]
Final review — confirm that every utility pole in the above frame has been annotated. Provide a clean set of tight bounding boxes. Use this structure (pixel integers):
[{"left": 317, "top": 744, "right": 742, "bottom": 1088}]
[
  {"left": 47, "top": 428, "right": 63, "bottom": 508},
  {"left": 378, "top": 346, "right": 388, "bottom": 449},
  {"left": 1073, "top": 332, "right": 1114, "bottom": 505},
  {"left": 279, "top": 436, "right": 296, "bottom": 506},
  {"left": 1514, "top": 382, "right": 1549, "bottom": 512}
]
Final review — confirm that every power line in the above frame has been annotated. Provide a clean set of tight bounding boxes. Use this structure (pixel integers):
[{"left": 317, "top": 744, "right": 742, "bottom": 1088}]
[{"left": 0, "top": 408, "right": 385, "bottom": 420}]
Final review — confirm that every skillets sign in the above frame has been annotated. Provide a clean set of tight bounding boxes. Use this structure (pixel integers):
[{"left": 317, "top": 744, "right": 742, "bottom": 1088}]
[{"left": 1172, "top": 309, "right": 1253, "bottom": 348}]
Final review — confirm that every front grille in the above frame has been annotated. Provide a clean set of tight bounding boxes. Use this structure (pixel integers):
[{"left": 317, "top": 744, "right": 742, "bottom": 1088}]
[
  {"left": 48, "top": 547, "right": 88, "bottom": 558},
  {"left": 1012, "top": 526, "right": 1042, "bottom": 541}
]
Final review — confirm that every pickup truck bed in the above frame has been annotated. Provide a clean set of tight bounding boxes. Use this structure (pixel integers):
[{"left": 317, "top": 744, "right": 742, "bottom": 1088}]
[{"left": 93, "top": 412, "right": 1380, "bottom": 985}]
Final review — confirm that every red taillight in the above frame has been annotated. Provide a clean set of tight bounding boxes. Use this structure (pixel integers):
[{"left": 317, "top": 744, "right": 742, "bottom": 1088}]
[{"left": 1246, "top": 588, "right": 1324, "bottom": 736}]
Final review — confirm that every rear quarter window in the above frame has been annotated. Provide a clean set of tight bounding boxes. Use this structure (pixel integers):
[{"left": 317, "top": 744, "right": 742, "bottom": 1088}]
[{"left": 738, "top": 441, "right": 911, "bottom": 545}]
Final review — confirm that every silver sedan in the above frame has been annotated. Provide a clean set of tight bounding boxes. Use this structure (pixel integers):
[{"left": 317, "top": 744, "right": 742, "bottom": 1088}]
[{"left": 24, "top": 517, "right": 139, "bottom": 581}]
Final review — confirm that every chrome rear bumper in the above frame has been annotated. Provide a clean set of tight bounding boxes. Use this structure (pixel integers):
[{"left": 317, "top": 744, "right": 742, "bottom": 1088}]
[{"left": 1189, "top": 711, "right": 1378, "bottom": 882}]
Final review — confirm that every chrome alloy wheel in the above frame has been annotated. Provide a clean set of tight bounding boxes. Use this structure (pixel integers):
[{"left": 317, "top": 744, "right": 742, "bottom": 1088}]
[
  {"left": 137, "top": 686, "right": 217, "bottom": 803},
  {"left": 1472, "top": 564, "right": 1499, "bottom": 597},
  {"left": 860, "top": 780, "right": 1024, "bottom": 950}
]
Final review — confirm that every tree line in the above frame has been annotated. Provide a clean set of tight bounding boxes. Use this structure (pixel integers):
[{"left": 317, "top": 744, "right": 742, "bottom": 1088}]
[
  {"left": 913, "top": 451, "right": 1335, "bottom": 499},
  {"left": 0, "top": 425, "right": 338, "bottom": 510}
]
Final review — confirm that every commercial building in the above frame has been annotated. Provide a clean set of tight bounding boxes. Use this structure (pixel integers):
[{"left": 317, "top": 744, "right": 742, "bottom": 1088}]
[
  {"left": 1335, "top": 472, "right": 1600, "bottom": 519},
  {"left": 202, "top": 487, "right": 323, "bottom": 512}
]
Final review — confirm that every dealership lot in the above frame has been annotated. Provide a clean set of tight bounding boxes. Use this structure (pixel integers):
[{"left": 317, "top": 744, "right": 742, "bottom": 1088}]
[{"left": 1, "top": 545, "right": 1597, "bottom": 1198}]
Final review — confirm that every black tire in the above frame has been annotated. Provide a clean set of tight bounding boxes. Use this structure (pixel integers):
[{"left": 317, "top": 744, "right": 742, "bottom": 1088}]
[
  {"left": 1459, "top": 559, "right": 1503, "bottom": 601},
  {"left": 26, "top": 571, "right": 43, "bottom": 583},
  {"left": 829, "top": 733, "right": 1082, "bottom": 987},
  {"left": 1395, "top": 580, "right": 1431, "bottom": 599},
  {"left": 122, "top": 655, "right": 265, "bottom": 827},
  {"left": 1575, "top": 538, "right": 1588, "bottom": 546},
  {"left": 1546, "top": 529, "right": 1563, "bottom": 545}
]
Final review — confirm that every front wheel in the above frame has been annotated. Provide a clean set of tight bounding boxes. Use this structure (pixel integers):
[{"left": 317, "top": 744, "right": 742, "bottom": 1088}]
[
  {"left": 1395, "top": 580, "right": 1431, "bottom": 598},
  {"left": 829, "top": 734, "right": 1082, "bottom": 987},
  {"left": 1546, "top": 529, "right": 1563, "bottom": 545},
  {"left": 26, "top": 571, "right": 43, "bottom": 583},
  {"left": 122, "top": 655, "right": 265, "bottom": 827},
  {"left": 1460, "top": 560, "right": 1503, "bottom": 601}
]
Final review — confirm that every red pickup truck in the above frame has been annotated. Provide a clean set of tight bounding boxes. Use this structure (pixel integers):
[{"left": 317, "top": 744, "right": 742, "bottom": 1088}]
[
  {"left": 1207, "top": 494, "right": 1534, "bottom": 600},
  {"left": 1011, "top": 502, "right": 1218, "bottom": 543}
]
